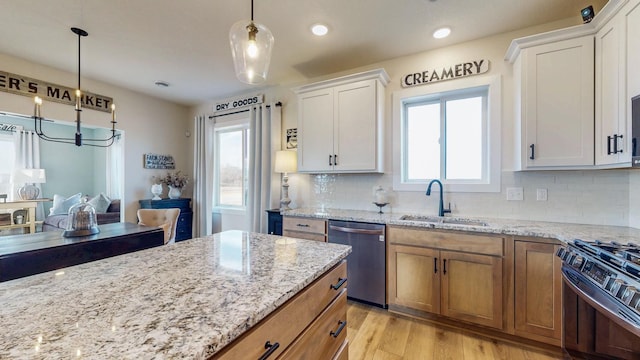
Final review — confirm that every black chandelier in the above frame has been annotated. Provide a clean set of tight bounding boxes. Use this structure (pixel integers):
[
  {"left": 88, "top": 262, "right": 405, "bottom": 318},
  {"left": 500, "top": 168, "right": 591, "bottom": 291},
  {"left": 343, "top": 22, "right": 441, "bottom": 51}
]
[{"left": 33, "top": 27, "right": 118, "bottom": 147}]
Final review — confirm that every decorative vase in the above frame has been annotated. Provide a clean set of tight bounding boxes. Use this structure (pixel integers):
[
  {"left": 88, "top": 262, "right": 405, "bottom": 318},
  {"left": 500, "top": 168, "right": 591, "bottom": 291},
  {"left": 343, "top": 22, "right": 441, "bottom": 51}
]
[
  {"left": 151, "top": 183, "right": 163, "bottom": 200},
  {"left": 168, "top": 186, "right": 182, "bottom": 199}
]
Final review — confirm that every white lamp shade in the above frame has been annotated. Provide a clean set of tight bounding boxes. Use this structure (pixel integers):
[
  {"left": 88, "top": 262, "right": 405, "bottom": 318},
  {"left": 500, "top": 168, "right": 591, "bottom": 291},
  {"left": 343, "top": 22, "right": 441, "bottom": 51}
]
[
  {"left": 274, "top": 150, "right": 297, "bottom": 173},
  {"left": 11, "top": 168, "right": 46, "bottom": 184},
  {"left": 229, "top": 19, "right": 274, "bottom": 84}
]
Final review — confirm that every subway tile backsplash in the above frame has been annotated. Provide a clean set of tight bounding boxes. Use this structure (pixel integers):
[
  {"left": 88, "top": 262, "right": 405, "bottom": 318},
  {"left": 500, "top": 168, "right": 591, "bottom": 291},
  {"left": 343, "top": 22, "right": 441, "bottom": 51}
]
[{"left": 290, "top": 170, "right": 637, "bottom": 227}]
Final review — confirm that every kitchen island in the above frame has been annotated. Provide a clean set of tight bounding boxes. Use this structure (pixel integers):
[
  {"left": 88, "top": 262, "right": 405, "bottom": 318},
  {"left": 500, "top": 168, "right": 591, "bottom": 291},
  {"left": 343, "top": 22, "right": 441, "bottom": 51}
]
[{"left": 0, "top": 230, "right": 351, "bottom": 359}]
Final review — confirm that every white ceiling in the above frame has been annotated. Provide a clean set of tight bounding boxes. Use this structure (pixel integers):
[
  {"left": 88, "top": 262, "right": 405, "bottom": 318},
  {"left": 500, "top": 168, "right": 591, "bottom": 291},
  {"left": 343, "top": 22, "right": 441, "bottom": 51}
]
[{"left": 0, "top": 0, "right": 607, "bottom": 106}]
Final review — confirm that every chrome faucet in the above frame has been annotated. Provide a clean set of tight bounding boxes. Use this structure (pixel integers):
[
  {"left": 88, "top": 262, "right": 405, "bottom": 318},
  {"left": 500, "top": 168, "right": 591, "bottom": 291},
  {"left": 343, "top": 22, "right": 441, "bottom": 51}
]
[{"left": 426, "top": 179, "right": 451, "bottom": 217}]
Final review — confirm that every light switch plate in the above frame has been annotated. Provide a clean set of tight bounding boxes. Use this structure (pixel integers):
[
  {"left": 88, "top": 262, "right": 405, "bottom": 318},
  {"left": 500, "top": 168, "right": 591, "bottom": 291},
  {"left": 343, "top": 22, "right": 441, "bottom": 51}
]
[{"left": 506, "top": 187, "right": 524, "bottom": 201}]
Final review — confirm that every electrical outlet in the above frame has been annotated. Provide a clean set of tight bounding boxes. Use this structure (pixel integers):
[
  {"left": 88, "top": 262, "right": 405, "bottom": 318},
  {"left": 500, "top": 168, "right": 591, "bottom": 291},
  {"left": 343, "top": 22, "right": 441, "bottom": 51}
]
[
  {"left": 506, "top": 187, "right": 524, "bottom": 201},
  {"left": 536, "top": 188, "right": 548, "bottom": 201}
]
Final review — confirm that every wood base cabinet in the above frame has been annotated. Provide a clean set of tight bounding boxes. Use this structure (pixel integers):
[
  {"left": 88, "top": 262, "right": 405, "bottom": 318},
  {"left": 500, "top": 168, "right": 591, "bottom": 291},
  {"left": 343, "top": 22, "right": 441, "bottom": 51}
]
[
  {"left": 213, "top": 261, "right": 348, "bottom": 359},
  {"left": 283, "top": 216, "right": 327, "bottom": 242},
  {"left": 514, "top": 240, "right": 562, "bottom": 346},
  {"left": 388, "top": 227, "right": 505, "bottom": 330}
]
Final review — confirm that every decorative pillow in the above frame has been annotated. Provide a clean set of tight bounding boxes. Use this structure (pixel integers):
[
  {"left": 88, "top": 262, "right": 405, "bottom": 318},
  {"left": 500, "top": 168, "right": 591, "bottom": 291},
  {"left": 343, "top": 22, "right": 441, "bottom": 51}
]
[
  {"left": 88, "top": 193, "right": 112, "bottom": 213},
  {"left": 49, "top": 193, "right": 82, "bottom": 215}
]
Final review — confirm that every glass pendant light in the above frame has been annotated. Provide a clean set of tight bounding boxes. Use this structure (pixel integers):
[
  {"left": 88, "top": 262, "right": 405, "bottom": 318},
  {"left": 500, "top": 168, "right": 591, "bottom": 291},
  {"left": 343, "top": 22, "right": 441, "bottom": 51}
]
[{"left": 229, "top": 0, "right": 274, "bottom": 84}]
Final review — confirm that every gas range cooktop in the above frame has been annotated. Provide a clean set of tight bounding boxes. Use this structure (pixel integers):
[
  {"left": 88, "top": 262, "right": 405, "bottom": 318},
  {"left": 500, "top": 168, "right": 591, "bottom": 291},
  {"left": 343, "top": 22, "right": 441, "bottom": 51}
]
[{"left": 558, "top": 239, "right": 640, "bottom": 320}]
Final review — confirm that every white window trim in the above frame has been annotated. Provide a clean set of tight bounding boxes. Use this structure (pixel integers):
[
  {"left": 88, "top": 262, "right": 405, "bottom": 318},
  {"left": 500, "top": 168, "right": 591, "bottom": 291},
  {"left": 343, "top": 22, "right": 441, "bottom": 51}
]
[
  {"left": 213, "top": 117, "right": 250, "bottom": 212},
  {"left": 392, "top": 74, "right": 501, "bottom": 193}
]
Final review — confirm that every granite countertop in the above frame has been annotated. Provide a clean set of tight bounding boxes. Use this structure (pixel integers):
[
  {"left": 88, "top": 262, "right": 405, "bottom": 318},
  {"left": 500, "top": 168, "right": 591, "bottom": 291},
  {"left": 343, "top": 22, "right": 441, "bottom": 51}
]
[
  {"left": 0, "top": 230, "right": 351, "bottom": 359},
  {"left": 283, "top": 208, "right": 640, "bottom": 245}
]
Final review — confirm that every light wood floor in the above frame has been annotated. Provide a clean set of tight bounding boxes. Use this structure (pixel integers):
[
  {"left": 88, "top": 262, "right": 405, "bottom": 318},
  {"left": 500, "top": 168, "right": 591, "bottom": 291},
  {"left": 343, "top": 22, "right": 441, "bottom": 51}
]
[{"left": 347, "top": 301, "right": 564, "bottom": 360}]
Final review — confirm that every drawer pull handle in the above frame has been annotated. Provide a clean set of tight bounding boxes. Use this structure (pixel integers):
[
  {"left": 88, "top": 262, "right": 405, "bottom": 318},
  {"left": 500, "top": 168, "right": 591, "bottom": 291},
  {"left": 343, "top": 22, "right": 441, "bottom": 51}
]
[
  {"left": 296, "top": 224, "right": 310, "bottom": 227},
  {"left": 331, "top": 277, "right": 347, "bottom": 290},
  {"left": 330, "top": 320, "right": 347, "bottom": 338},
  {"left": 258, "top": 341, "right": 280, "bottom": 360}
]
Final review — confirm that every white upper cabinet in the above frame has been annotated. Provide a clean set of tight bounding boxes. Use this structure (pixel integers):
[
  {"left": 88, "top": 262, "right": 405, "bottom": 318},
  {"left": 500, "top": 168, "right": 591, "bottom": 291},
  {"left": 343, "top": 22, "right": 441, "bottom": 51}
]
[
  {"left": 506, "top": 0, "right": 636, "bottom": 170},
  {"left": 596, "top": 5, "right": 630, "bottom": 166},
  {"left": 294, "top": 69, "right": 389, "bottom": 173},
  {"left": 510, "top": 35, "right": 595, "bottom": 169},
  {"left": 625, "top": 1, "right": 640, "bottom": 162}
]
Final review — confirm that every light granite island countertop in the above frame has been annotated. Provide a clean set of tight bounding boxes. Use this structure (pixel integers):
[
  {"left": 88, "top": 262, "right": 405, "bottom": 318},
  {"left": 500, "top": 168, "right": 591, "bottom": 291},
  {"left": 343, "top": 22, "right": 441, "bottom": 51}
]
[
  {"left": 283, "top": 207, "right": 640, "bottom": 246},
  {"left": 0, "top": 230, "right": 351, "bottom": 359}
]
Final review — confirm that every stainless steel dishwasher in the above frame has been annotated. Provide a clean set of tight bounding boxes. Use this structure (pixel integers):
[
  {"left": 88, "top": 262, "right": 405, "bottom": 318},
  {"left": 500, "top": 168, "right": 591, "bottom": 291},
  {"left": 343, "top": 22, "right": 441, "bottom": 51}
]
[{"left": 327, "top": 220, "right": 386, "bottom": 307}]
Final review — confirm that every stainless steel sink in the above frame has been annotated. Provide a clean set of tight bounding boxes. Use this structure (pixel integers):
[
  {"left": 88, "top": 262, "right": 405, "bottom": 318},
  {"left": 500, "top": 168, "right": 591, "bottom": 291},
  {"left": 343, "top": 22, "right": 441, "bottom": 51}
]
[{"left": 399, "top": 215, "right": 489, "bottom": 227}]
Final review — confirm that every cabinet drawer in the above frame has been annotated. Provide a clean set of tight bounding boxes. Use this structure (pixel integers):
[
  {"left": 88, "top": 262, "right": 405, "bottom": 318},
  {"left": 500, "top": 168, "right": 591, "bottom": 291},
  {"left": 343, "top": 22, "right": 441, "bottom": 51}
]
[
  {"left": 214, "top": 261, "right": 347, "bottom": 359},
  {"left": 332, "top": 340, "right": 349, "bottom": 360},
  {"left": 283, "top": 217, "right": 326, "bottom": 235},
  {"left": 278, "top": 290, "right": 347, "bottom": 359},
  {"left": 283, "top": 230, "right": 326, "bottom": 242},
  {"left": 388, "top": 226, "right": 504, "bottom": 256}
]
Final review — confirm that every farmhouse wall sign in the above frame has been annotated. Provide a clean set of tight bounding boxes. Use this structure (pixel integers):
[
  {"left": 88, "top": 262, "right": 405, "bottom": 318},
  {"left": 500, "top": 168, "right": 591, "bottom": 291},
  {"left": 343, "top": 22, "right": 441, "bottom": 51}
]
[
  {"left": 214, "top": 93, "right": 264, "bottom": 112},
  {"left": 144, "top": 153, "right": 175, "bottom": 169},
  {"left": 0, "top": 70, "right": 113, "bottom": 113},
  {"left": 401, "top": 59, "right": 490, "bottom": 88}
]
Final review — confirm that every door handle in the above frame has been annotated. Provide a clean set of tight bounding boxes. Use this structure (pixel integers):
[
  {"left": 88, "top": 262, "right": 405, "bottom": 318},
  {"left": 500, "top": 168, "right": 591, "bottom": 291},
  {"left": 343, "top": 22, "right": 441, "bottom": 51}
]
[
  {"left": 608, "top": 135, "right": 613, "bottom": 155},
  {"left": 334, "top": 154, "right": 338, "bottom": 165},
  {"left": 434, "top": 257, "right": 438, "bottom": 273},
  {"left": 330, "top": 320, "right": 347, "bottom": 338},
  {"left": 529, "top": 144, "right": 535, "bottom": 160},
  {"left": 329, "top": 155, "right": 333, "bottom": 166},
  {"left": 330, "top": 277, "right": 347, "bottom": 290},
  {"left": 258, "top": 341, "right": 280, "bottom": 360},
  {"left": 443, "top": 259, "right": 447, "bottom": 275},
  {"left": 615, "top": 134, "right": 624, "bottom": 154}
]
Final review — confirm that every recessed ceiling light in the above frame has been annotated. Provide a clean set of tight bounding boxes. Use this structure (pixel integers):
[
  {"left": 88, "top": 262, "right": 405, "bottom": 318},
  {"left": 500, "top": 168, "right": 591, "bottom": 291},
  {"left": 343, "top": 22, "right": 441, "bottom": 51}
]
[
  {"left": 154, "top": 80, "right": 170, "bottom": 87},
  {"left": 311, "top": 24, "right": 329, "bottom": 36},
  {"left": 433, "top": 27, "right": 451, "bottom": 39}
]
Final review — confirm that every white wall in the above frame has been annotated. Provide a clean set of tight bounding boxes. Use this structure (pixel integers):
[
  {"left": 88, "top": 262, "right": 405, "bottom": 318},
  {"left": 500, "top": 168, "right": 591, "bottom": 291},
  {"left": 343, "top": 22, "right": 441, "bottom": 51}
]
[
  {"left": 0, "top": 53, "right": 191, "bottom": 223},
  {"left": 192, "top": 16, "right": 638, "bottom": 227}
]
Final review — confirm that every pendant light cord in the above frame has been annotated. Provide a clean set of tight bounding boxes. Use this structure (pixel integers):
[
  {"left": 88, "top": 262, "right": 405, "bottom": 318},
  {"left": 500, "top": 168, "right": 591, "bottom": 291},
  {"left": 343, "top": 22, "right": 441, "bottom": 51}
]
[
  {"left": 77, "top": 31, "right": 81, "bottom": 91},
  {"left": 251, "top": 0, "right": 254, "bottom": 21}
]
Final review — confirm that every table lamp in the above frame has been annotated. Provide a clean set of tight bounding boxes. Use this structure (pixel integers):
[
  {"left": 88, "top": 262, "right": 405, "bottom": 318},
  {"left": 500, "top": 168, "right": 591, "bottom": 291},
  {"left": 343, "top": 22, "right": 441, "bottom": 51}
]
[
  {"left": 274, "top": 150, "right": 297, "bottom": 210},
  {"left": 12, "top": 168, "right": 46, "bottom": 200}
]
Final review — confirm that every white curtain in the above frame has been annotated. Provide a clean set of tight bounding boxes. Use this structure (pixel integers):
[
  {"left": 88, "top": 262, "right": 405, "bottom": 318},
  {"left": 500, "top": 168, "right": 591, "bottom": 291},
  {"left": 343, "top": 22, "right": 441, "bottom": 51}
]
[
  {"left": 13, "top": 130, "right": 44, "bottom": 220},
  {"left": 246, "top": 103, "right": 281, "bottom": 233},
  {"left": 106, "top": 134, "right": 124, "bottom": 201},
  {"left": 193, "top": 114, "right": 214, "bottom": 237}
]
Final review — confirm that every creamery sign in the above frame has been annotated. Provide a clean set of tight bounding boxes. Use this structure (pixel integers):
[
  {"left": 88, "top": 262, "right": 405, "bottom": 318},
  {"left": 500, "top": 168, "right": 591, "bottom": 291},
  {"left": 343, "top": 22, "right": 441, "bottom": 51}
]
[
  {"left": 0, "top": 71, "right": 113, "bottom": 113},
  {"left": 401, "top": 59, "right": 489, "bottom": 88}
]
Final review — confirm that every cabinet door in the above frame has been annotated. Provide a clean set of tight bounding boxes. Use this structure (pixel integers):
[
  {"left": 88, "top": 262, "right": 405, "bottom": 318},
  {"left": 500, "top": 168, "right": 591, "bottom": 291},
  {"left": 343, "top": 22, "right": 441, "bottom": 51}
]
[
  {"left": 333, "top": 79, "right": 378, "bottom": 172},
  {"left": 440, "top": 250, "right": 503, "bottom": 329},
  {"left": 626, "top": 0, "right": 640, "bottom": 160},
  {"left": 522, "top": 36, "right": 594, "bottom": 167},
  {"left": 298, "top": 88, "right": 334, "bottom": 172},
  {"left": 596, "top": 12, "right": 629, "bottom": 166},
  {"left": 388, "top": 244, "right": 440, "bottom": 314},
  {"left": 514, "top": 241, "right": 562, "bottom": 344}
]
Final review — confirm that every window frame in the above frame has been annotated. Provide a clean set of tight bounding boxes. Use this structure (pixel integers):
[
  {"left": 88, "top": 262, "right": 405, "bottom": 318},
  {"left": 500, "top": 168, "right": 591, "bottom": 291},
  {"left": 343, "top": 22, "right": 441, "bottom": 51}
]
[
  {"left": 392, "top": 74, "right": 501, "bottom": 193},
  {"left": 0, "top": 131, "right": 16, "bottom": 201},
  {"left": 213, "top": 118, "right": 250, "bottom": 212}
]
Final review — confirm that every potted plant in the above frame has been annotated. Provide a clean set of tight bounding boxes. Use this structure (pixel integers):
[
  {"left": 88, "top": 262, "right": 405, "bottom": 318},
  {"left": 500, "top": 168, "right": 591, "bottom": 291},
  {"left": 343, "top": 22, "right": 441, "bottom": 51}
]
[{"left": 161, "top": 171, "right": 189, "bottom": 199}]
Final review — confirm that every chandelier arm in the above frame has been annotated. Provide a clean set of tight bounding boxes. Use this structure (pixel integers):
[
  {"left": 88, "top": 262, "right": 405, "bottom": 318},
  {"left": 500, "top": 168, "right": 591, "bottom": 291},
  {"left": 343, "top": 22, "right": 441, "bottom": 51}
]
[{"left": 33, "top": 27, "right": 117, "bottom": 147}]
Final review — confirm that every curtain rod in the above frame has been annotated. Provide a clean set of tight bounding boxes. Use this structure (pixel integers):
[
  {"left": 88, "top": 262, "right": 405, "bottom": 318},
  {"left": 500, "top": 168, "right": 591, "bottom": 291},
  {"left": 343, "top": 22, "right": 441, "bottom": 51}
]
[{"left": 209, "top": 101, "right": 282, "bottom": 119}]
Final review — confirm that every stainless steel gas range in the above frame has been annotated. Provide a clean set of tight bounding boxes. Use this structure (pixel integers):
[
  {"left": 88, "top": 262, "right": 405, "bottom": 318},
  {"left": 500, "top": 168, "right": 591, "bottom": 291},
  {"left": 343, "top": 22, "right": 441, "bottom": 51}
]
[{"left": 557, "top": 239, "right": 640, "bottom": 359}]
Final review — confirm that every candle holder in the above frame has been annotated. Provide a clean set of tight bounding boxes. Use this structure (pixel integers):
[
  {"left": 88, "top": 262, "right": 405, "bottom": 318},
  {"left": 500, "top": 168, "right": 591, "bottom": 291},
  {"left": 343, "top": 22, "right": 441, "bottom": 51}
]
[{"left": 373, "top": 202, "right": 389, "bottom": 214}]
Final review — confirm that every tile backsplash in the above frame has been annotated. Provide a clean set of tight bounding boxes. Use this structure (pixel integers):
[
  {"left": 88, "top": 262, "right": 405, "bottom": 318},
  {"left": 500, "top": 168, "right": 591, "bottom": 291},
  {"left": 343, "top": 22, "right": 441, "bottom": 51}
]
[{"left": 291, "top": 169, "right": 636, "bottom": 227}]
